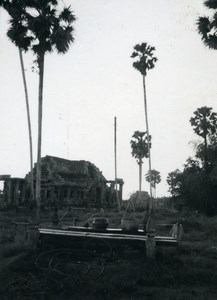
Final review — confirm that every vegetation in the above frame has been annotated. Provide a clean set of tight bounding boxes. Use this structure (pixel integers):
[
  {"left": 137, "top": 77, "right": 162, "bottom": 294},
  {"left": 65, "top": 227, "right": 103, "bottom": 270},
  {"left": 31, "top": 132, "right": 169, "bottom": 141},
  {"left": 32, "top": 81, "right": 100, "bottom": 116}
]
[
  {"left": 130, "top": 131, "right": 150, "bottom": 202},
  {"left": 145, "top": 169, "right": 161, "bottom": 198},
  {"left": 1, "top": 1, "right": 217, "bottom": 296},
  {"left": 197, "top": 0, "right": 217, "bottom": 50},
  {"left": 131, "top": 43, "right": 158, "bottom": 204},
  {"left": 1, "top": 0, "right": 34, "bottom": 202},
  {"left": 4, "top": 0, "right": 76, "bottom": 219},
  {"left": 1, "top": 210, "right": 217, "bottom": 299},
  {"left": 167, "top": 107, "right": 217, "bottom": 216},
  {"left": 190, "top": 106, "right": 217, "bottom": 172}
]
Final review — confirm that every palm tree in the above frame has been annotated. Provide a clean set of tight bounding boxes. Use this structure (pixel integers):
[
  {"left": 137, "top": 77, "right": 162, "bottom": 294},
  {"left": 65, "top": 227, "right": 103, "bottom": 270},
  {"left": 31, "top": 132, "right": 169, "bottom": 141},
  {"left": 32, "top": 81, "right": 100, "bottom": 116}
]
[
  {"left": 6, "top": 0, "right": 76, "bottom": 220},
  {"left": 19, "top": 49, "right": 35, "bottom": 203},
  {"left": 190, "top": 107, "right": 217, "bottom": 172},
  {"left": 131, "top": 43, "right": 157, "bottom": 211},
  {"left": 130, "top": 131, "right": 150, "bottom": 202},
  {"left": 197, "top": 0, "right": 217, "bottom": 50},
  {"left": 1, "top": 1, "right": 35, "bottom": 204},
  {"left": 145, "top": 169, "right": 161, "bottom": 198}
]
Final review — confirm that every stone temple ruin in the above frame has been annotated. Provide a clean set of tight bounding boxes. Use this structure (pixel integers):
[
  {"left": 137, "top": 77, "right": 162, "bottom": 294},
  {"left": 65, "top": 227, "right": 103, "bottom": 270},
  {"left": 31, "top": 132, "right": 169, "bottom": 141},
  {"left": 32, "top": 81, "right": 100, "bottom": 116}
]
[{"left": 1, "top": 155, "right": 124, "bottom": 209}]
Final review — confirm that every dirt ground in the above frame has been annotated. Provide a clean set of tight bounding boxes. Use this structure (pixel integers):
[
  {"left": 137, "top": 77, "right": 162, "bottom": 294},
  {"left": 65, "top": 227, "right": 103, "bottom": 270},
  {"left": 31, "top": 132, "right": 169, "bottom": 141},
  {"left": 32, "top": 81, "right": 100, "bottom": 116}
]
[{"left": 0, "top": 209, "right": 217, "bottom": 300}]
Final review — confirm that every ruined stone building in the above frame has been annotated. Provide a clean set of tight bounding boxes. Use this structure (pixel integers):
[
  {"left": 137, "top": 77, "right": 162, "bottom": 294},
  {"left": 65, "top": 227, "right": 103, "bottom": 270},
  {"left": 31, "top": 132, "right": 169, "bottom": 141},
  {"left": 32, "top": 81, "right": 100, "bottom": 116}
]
[
  {"left": 0, "top": 175, "right": 27, "bottom": 207},
  {"left": 1, "top": 156, "right": 124, "bottom": 209}
]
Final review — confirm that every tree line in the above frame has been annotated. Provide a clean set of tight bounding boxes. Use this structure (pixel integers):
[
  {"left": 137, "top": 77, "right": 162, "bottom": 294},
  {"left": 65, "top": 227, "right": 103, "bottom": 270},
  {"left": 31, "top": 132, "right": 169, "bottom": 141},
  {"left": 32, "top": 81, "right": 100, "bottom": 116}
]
[
  {"left": 166, "top": 0, "right": 217, "bottom": 216},
  {"left": 167, "top": 107, "right": 217, "bottom": 216}
]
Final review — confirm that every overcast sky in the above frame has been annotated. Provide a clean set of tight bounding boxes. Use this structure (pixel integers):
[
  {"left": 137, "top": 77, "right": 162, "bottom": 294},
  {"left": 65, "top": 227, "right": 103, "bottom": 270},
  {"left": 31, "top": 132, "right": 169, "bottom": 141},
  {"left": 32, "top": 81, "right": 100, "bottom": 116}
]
[{"left": 0, "top": 0, "right": 217, "bottom": 199}]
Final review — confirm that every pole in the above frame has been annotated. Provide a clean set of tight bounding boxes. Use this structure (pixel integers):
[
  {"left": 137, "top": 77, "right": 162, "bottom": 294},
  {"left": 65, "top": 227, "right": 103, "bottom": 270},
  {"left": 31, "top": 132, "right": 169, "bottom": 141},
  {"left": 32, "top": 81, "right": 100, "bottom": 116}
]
[
  {"left": 114, "top": 117, "right": 121, "bottom": 210},
  {"left": 142, "top": 75, "right": 153, "bottom": 211},
  {"left": 19, "top": 49, "right": 34, "bottom": 203}
]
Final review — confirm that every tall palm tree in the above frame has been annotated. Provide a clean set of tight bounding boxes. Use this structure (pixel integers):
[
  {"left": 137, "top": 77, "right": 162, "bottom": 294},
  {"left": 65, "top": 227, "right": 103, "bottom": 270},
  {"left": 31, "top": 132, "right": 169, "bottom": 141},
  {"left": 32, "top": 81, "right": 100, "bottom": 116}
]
[
  {"left": 197, "top": 0, "right": 217, "bottom": 50},
  {"left": 1, "top": 0, "right": 35, "bottom": 203},
  {"left": 145, "top": 169, "right": 161, "bottom": 198},
  {"left": 19, "top": 48, "right": 35, "bottom": 203},
  {"left": 6, "top": 0, "right": 76, "bottom": 220},
  {"left": 190, "top": 106, "right": 217, "bottom": 172},
  {"left": 130, "top": 131, "right": 150, "bottom": 202},
  {"left": 131, "top": 43, "right": 157, "bottom": 211}
]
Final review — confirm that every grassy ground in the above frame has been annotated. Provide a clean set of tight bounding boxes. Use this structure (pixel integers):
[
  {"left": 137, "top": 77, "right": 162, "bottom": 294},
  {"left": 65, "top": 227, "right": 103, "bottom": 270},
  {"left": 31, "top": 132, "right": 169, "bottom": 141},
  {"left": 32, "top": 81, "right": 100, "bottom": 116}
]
[{"left": 0, "top": 209, "right": 217, "bottom": 299}]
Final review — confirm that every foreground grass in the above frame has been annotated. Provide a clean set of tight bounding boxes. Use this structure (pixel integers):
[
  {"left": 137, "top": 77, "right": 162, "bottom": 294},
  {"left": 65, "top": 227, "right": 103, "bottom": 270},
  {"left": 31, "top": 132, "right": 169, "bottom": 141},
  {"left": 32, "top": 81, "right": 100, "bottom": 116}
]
[{"left": 0, "top": 210, "right": 217, "bottom": 299}]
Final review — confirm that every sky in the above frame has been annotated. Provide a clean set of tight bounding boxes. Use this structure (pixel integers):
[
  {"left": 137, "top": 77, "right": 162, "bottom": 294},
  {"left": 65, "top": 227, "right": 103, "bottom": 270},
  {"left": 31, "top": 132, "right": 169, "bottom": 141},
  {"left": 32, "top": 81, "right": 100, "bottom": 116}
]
[{"left": 0, "top": 0, "right": 217, "bottom": 199}]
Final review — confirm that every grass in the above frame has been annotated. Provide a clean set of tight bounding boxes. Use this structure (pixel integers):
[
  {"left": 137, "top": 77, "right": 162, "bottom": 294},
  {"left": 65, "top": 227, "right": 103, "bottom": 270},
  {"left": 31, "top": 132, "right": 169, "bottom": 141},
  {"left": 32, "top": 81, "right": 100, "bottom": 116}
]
[{"left": 0, "top": 209, "right": 217, "bottom": 299}]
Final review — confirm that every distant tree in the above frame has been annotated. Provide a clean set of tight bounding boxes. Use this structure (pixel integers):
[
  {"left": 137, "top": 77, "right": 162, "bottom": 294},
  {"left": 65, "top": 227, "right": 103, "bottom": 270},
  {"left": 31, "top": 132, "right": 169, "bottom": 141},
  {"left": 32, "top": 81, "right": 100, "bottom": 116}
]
[
  {"left": 183, "top": 157, "right": 201, "bottom": 174},
  {"left": 190, "top": 107, "right": 217, "bottom": 172},
  {"left": 130, "top": 131, "right": 150, "bottom": 202},
  {"left": 131, "top": 42, "right": 157, "bottom": 209},
  {"left": 197, "top": 0, "right": 217, "bottom": 50},
  {"left": 167, "top": 107, "right": 217, "bottom": 215},
  {"left": 167, "top": 168, "right": 191, "bottom": 211},
  {"left": 166, "top": 169, "right": 182, "bottom": 198},
  {"left": 195, "top": 138, "right": 217, "bottom": 171},
  {"left": 6, "top": 0, "right": 76, "bottom": 220},
  {"left": 145, "top": 169, "right": 161, "bottom": 198},
  {"left": 167, "top": 162, "right": 217, "bottom": 215}
]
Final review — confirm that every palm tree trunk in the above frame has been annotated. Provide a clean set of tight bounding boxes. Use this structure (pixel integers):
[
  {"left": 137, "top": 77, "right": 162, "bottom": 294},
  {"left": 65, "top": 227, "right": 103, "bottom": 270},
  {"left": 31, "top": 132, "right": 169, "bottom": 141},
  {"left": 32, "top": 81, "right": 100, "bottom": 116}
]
[
  {"left": 35, "top": 53, "right": 45, "bottom": 222},
  {"left": 18, "top": 48, "right": 34, "bottom": 204},
  {"left": 139, "top": 159, "right": 142, "bottom": 202},
  {"left": 142, "top": 75, "right": 153, "bottom": 212}
]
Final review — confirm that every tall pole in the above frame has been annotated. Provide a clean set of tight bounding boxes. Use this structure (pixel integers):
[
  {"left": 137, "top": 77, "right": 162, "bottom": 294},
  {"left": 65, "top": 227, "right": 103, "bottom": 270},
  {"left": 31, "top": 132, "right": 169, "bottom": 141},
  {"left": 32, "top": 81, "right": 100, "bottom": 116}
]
[
  {"left": 114, "top": 116, "right": 117, "bottom": 191},
  {"left": 19, "top": 49, "right": 34, "bottom": 203},
  {"left": 143, "top": 76, "right": 156, "bottom": 247},
  {"left": 143, "top": 75, "right": 153, "bottom": 212},
  {"left": 114, "top": 117, "right": 121, "bottom": 210}
]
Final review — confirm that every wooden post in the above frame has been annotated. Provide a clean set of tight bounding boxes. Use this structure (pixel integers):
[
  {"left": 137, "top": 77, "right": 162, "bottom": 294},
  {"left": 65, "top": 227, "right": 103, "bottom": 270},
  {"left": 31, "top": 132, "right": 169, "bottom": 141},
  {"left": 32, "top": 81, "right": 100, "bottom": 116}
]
[
  {"left": 177, "top": 222, "right": 183, "bottom": 245},
  {"left": 146, "top": 216, "right": 156, "bottom": 258},
  {"left": 146, "top": 237, "right": 156, "bottom": 258},
  {"left": 28, "top": 224, "right": 39, "bottom": 249}
]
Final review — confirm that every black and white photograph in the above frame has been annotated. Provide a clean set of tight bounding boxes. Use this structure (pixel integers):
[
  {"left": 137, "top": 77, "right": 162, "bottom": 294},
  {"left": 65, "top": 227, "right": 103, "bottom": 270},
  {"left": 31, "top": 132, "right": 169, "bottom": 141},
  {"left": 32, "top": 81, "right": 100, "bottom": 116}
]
[{"left": 0, "top": 0, "right": 217, "bottom": 299}]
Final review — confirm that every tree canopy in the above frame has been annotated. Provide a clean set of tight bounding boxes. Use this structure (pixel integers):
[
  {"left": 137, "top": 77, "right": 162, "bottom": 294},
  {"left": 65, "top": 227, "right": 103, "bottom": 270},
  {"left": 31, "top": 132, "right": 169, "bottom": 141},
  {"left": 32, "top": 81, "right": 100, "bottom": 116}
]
[
  {"left": 130, "top": 131, "right": 150, "bottom": 164},
  {"left": 168, "top": 107, "right": 217, "bottom": 215},
  {"left": 130, "top": 131, "right": 151, "bottom": 202},
  {"left": 145, "top": 169, "right": 161, "bottom": 188},
  {"left": 5, "top": 0, "right": 76, "bottom": 61},
  {"left": 190, "top": 106, "right": 217, "bottom": 172},
  {"left": 197, "top": 0, "right": 217, "bottom": 50},
  {"left": 131, "top": 43, "right": 157, "bottom": 76},
  {"left": 190, "top": 107, "right": 217, "bottom": 140}
]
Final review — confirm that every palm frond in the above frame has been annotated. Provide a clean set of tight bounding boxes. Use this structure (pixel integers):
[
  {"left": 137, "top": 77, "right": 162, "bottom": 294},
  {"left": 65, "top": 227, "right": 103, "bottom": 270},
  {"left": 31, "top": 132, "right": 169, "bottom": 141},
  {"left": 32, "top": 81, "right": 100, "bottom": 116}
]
[
  {"left": 130, "top": 51, "right": 138, "bottom": 58},
  {"left": 52, "top": 25, "right": 74, "bottom": 53},
  {"left": 131, "top": 42, "right": 157, "bottom": 76},
  {"left": 59, "top": 6, "right": 76, "bottom": 23},
  {"left": 7, "top": 20, "right": 32, "bottom": 51},
  {"left": 197, "top": 16, "right": 211, "bottom": 36},
  {"left": 4, "top": 0, "right": 76, "bottom": 58},
  {"left": 204, "top": 0, "right": 217, "bottom": 9}
]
